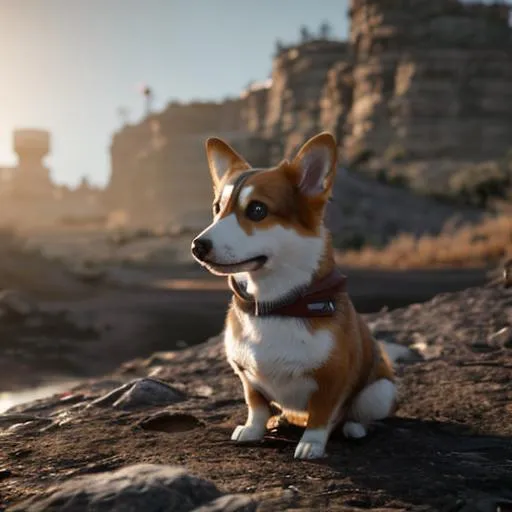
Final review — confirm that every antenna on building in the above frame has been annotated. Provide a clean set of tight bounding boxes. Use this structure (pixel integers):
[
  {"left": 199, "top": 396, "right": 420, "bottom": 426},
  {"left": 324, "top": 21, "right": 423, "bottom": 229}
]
[{"left": 139, "top": 84, "right": 154, "bottom": 117}]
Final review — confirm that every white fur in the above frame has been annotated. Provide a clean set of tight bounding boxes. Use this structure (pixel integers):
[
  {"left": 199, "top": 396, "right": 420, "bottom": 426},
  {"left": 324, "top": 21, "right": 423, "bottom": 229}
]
[
  {"left": 344, "top": 378, "right": 396, "bottom": 439},
  {"left": 195, "top": 214, "right": 326, "bottom": 303},
  {"left": 342, "top": 421, "right": 367, "bottom": 439},
  {"left": 225, "top": 315, "right": 333, "bottom": 412},
  {"left": 231, "top": 405, "right": 270, "bottom": 442},
  {"left": 219, "top": 184, "right": 234, "bottom": 211},
  {"left": 240, "top": 225, "right": 326, "bottom": 303},
  {"left": 294, "top": 428, "right": 330, "bottom": 459},
  {"left": 238, "top": 185, "right": 254, "bottom": 209},
  {"left": 209, "top": 152, "right": 231, "bottom": 183}
]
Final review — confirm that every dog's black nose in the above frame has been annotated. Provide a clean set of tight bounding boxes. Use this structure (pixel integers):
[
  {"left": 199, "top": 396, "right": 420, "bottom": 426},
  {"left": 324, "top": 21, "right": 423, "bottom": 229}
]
[{"left": 191, "top": 238, "right": 212, "bottom": 261}]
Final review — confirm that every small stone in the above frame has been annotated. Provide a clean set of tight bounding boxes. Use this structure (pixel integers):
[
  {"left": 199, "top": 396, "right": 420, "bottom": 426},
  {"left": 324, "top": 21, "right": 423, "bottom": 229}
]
[
  {"left": 0, "top": 289, "right": 38, "bottom": 317},
  {"left": 0, "top": 468, "right": 12, "bottom": 480},
  {"left": 195, "top": 385, "right": 214, "bottom": 397},
  {"left": 488, "top": 327, "right": 512, "bottom": 349},
  {"left": 88, "top": 378, "right": 186, "bottom": 410},
  {"left": 144, "top": 351, "right": 177, "bottom": 367},
  {"left": 410, "top": 339, "right": 443, "bottom": 360},
  {"left": 503, "top": 258, "right": 512, "bottom": 288}
]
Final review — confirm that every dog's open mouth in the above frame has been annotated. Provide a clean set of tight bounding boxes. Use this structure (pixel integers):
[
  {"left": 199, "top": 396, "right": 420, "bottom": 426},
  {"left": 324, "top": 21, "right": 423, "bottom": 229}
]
[{"left": 202, "top": 255, "right": 268, "bottom": 275}]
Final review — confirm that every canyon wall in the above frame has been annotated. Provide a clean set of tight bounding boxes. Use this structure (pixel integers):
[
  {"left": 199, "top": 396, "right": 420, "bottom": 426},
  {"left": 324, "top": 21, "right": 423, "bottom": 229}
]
[
  {"left": 109, "top": 0, "right": 512, "bottom": 228},
  {"left": 346, "top": 0, "right": 512, "bottom": 161}
]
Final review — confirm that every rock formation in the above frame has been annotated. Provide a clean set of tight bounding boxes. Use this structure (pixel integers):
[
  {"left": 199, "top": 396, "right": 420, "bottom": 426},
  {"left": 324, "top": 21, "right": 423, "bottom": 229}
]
[
  {"left": 107, "top": 101, "right": 269, "bottom": 228},
  {"left": 264, "top": 40, "right": 350, "bottom": 160},
  {"left": 108, "top": 0, "right": 512, "bottom": 229},
  {"left": 346, "top": 0, "right": 512, "bottom": 161}
]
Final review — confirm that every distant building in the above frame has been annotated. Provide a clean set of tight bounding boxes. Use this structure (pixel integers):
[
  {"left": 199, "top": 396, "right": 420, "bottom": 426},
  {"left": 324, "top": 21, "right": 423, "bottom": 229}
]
[
  {"left": 0, "top": 130, "right": 53, "bottom": 198},
  {"left": 0, "top": 129, "right": 106, "bottom": 228}
]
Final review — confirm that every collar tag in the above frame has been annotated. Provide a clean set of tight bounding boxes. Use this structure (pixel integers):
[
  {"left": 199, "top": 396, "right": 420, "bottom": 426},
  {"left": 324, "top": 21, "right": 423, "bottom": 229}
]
[{"left": 307, "top": 300, "right": 336, "bottom": 313}]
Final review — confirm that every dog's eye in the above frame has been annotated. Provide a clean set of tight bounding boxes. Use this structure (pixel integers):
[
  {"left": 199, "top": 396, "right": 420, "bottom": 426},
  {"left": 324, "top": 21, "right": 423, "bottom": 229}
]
[{"left": 245, "top": 201, "right": 268, "bottom": 222}]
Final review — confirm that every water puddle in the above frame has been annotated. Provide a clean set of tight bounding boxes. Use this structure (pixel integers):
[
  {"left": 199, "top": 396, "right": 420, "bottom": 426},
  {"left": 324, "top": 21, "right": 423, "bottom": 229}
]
[{"left": 0, "top": 381, "right": 77, "bottom": 414}]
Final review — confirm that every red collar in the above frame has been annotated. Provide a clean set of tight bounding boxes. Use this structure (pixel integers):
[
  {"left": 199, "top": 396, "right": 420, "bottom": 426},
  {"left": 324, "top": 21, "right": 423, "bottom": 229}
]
[{"left": 228, "top": 268, "right": 347, "bottom": 318}]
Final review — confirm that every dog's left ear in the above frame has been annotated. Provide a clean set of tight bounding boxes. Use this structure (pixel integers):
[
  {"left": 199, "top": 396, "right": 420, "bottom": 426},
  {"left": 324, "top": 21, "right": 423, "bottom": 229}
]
[
  {"left": 292, "top": 132, "right": 337, "bottom": 197},
  {"left": 205, "top": 138, "right": 251, "bottom": 191}
]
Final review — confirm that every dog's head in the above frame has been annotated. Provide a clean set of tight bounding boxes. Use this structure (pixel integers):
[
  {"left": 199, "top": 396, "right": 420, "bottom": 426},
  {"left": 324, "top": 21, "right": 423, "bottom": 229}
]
[{"left": 191, "top": 132, "right": 337, "bottom": 276}]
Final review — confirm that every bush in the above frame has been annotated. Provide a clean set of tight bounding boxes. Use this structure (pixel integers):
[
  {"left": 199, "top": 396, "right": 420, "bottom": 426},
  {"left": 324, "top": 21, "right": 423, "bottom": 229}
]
[
  {"left": 449, "top": 162, "right": 511, "bottom": 208},
  {"left": 383, "top": 143, "right": 408, "bottom": 163},
  {"left": 348, "top": 146, "right": 374, "bottom": 167},
  {"left": 376, "top": 168, "right": 410, "bottom": 189}
]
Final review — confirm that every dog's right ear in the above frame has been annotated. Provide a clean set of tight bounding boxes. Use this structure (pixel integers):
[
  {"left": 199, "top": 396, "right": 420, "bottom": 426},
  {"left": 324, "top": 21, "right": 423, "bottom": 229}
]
[{"left": 205, "top": 138, "right": 251, "bottom": 191}]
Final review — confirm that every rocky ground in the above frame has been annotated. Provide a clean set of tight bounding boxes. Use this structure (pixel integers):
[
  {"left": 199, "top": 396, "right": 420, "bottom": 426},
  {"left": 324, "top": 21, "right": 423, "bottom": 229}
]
[{"left": 1, "top": 279, "right": 511, "bottom": 511}]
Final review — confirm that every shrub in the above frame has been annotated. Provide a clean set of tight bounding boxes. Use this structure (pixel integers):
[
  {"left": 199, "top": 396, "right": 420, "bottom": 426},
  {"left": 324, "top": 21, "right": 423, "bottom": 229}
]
[
  {"left": 448, "top": 162, "right": 511, "bottom": 208},
  {"left": 383, "top": 143, "right": 408, "bottom": 163}
]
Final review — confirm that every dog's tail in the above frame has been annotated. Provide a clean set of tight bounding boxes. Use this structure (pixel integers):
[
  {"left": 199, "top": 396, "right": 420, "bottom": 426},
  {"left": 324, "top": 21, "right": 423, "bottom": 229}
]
[{"left": 378, "top": 340, "right": 419, "bottom": 365}]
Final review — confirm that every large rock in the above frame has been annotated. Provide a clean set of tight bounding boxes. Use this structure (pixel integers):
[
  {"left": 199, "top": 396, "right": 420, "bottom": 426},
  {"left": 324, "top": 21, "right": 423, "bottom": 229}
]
[{"left": 11, "top": 464, "right": 256, "bottom": 512}]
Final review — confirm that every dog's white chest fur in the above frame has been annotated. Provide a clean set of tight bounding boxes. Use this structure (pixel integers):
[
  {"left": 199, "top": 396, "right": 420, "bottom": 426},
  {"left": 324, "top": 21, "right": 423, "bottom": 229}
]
[{"left": 224, "top": 312, "right": 334, "bottom": 412}]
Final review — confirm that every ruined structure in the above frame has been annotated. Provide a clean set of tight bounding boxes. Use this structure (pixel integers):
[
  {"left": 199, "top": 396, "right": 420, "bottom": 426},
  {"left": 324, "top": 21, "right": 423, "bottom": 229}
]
[
  {"left": 0, "top": 130, "right": 105, "bottom": 228},
  {"left": 4, "top": 130, "right": 54, "bottom": 198},
  {"left": 109, "top": 0, "right": 512, "bottom": 228}
]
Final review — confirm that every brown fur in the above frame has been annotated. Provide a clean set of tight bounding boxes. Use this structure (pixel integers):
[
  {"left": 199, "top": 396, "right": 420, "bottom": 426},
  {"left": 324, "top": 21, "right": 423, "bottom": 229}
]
[{"left": 207, "top": 132, "right": 396, "bottom": 441}]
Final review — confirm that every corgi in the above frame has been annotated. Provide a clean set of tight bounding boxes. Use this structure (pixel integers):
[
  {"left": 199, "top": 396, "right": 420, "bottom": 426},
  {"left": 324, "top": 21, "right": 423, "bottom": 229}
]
[{"left": 191, "top": 132, "right": 397, "bottom": 460}]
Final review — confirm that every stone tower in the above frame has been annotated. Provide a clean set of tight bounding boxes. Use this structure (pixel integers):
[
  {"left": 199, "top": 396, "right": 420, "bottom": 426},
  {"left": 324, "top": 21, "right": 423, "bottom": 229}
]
[{"left": 11, "top": 129, "right": 53, "bottom": 197}]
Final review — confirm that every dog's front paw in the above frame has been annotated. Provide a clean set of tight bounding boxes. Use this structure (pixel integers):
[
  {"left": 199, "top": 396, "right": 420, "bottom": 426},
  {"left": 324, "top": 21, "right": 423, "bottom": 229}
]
[
  {"left": 294, "top": 440, "right": 326, "bottom": 460},
  {"left": 231, "top": 425, "right": 265, "bottom": 443}
]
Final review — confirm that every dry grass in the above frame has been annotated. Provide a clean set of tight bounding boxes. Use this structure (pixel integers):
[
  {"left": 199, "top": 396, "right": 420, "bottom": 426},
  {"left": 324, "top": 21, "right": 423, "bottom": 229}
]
[{"left": 335, "top": 215, "right": 512, "bottom": 269}]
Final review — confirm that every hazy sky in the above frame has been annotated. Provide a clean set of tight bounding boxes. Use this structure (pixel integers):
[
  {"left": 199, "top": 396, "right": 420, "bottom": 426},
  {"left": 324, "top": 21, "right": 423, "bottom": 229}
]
[{"left": 0, "top": 0, "right": 349, "bottom": 188}]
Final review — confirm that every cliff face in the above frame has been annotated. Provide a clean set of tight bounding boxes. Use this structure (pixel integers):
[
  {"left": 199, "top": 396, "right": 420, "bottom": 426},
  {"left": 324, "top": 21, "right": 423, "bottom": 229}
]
[
  {"left": 109, "top": 0, "right": 512, "bottom": 228},
  {"left": 346, "top": 0, "right": 512, "bottom": 161},
  {"left": 265, "top": 40, "right": 350, "bottom": 161},
  {"left": 108, "top": 101, "right": 269, "bottom": 227},
  {"left": 320, "top": 61, "right": 353, "bottom": 156}
]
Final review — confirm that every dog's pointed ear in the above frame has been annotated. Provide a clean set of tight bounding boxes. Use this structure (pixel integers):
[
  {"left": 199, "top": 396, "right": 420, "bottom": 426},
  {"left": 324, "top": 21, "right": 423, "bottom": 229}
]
[
  {"left": 291, "top": 132, "right": 337, "bottom": 197},
  {"left": 205, "top": 138, "right": 251, "bottom": 191}
]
